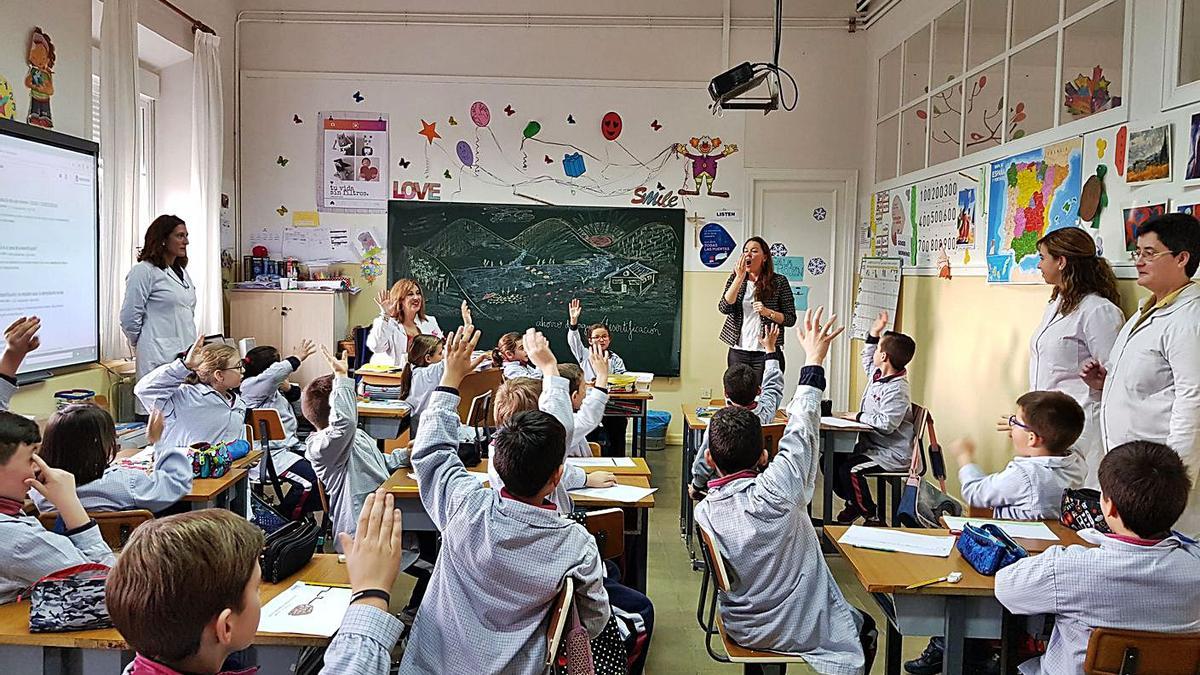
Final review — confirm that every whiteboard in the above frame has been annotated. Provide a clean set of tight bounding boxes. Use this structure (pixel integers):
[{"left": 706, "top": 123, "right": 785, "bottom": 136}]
[{"left": 239, "top": 72, "right": 747, "bottom": 272}]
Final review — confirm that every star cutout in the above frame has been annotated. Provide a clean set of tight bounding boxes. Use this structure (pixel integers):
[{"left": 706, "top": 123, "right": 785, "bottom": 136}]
[{"left": 418, "top": 120, "right": 440, "bottom": 144}]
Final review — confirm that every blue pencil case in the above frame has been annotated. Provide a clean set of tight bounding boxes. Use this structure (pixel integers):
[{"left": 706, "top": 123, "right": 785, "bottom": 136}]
[{"left": 956, "top": 523, "right": 1027, "bottom": 576}]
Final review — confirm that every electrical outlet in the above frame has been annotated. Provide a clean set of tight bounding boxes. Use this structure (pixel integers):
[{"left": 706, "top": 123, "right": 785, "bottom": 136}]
[{"left": 700, "top": 387, "right": 712, "bottom": 400}]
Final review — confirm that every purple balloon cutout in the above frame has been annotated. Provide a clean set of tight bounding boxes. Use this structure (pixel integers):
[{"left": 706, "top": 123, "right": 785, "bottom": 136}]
[
  {"left": 470, "top": 101, "right": 490, "bottom": 128},
  {"left": 456, "top": 140, "right": 474, "bottom": 167}
]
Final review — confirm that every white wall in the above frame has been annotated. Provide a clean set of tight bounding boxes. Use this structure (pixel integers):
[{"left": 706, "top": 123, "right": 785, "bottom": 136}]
[{"left": 0, "top": 0, "right": 93, "bottom": 139}]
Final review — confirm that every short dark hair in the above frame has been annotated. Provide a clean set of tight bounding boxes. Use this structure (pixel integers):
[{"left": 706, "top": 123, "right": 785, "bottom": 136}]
[
  {"left": 107, "top": 510, "right": 263, "bottom": 664},
  {"left": 492, "top": 410, "right": 566, "bottom": 498},
  {"left": 707, "top": 406, "right": 763, "bottom": 475},
  {"left": 301, "top": 374, "right": 334, "bottom": 429},
  {"left": 880, "top": 331, "right": 916, "bottom": 369},
  {"left": 1099, "top": 441, "right": 1192, "bottom": 538},
  {"left": 1016, "top": 390, "right": 1084, "bottom": 455},
  {"left": 0, "top": 411, "right": 40, "bottom": 465},
  {"left": 723, "top": 364, "right": 760, "bottom": 406},
  {"left": 1138, "top": 213, "right": 1200, "bottom": 277},
  {"left": 137, "top": 214, "right": 188, "bottom": 269},
  {"left": 242, "top": 346, "right": 280, "bottom": 379},
  {"left": 40, "top": 404, "right": 117, "bottom": 485},
  {"left": 558, "top": 363, "right": 584, "bottom": 396}
]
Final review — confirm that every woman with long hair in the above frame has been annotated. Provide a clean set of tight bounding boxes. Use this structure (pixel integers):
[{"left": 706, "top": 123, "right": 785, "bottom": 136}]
[
  {"left": 366, "top": 278, "right": 472, "bottom": 367},
  {"left": 119, "top": 215, "right": 197, "bottom": 414},
  {"left": 717, "top": 236, "right": 797, "bottom": 384},
  {"left": 1025, "top": 227, "right": 1124, "bottom": 486}
]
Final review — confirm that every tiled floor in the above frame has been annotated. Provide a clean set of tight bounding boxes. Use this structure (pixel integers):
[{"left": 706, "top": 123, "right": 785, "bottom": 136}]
[{"left": 641, "top": 444, "right": 926, "bottom": 674}]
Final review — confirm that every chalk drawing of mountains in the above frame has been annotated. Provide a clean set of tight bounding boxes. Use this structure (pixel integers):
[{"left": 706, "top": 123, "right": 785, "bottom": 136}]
[{"left": 608, "top": 223, "right": 680, "bottom": 263}]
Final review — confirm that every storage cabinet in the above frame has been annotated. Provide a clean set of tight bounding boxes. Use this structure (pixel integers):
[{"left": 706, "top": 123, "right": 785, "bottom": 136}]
[{"left": 228, "top": 290, "right": 349, "bottom": 387}]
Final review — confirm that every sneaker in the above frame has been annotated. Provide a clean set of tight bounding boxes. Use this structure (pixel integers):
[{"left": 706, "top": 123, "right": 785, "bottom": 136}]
[
  {"left": 835, "top": 505, "right": 863, "bottom": 524},
  {"left": 904, "top": 637, "right": 944, "bottom": 675}
]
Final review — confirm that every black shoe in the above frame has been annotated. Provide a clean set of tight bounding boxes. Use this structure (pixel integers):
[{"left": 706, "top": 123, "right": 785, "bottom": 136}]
[
  {"left": 835, "top": 505, "right": 863, "bottom": 524},
  {"left": 857, "top": 610, "right": 878, "bottom": 674},
  {"left": 904, "top": 637, "right": 944, "bottom": 675},
  {"left": 862, "top": 517, "right": 887, "bottom": 527}
]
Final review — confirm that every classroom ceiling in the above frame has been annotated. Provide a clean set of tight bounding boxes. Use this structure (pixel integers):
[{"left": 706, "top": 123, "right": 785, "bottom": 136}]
[{"left": 232, "top": 0, "right": 862, "bottom": 21}]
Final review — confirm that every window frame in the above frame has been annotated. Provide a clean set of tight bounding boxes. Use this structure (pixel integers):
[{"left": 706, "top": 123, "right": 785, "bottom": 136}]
[{"left": 1163, "top": 0, "right": 1200, "bottom": 110}]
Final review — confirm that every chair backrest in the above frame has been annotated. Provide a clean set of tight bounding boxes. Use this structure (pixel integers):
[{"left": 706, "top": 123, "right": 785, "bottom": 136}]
[
  {"left": 1084, "top": 627, "right": 1200, "bottom": 674},
  {"left": 248, "top": 409, "right": 286, "bottom": 441},
  {"left": 465, "top": 390, "right": 493, "bottom": 429},
  {"left": 545, "top": 576, "right": 575, "bottom": 668},
  {"left": 39, "top": 509, "right": 154, "bottom": 550},
  {"left": 352, "top": 326, "right": 374, "bottom": 371},
  {"left": 579, "top": 507, "right": 624, "bottom": 560},
  {"left": 697, "top": 523, "right": 733, "bottom": 593},
  {"left": 588, "top": 442, "right": 602, "bottom": 458},
  {"left": 457, "top": 369, "right": 503, "bottom": 425},
  {"left": 761, "top": 422, "right": 786, "bottom": 459}
]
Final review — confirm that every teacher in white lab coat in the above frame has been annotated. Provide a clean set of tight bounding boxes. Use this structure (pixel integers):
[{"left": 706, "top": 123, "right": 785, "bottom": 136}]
[
  {"left": 1024, "top": 227, "right": 1123, "bottom": 487},
  {"left": 120, "top": 215, "right": 197, "bottom": 414},
  {"left": 1082, "top": 213, "right": 1200, "bottom": 535}
]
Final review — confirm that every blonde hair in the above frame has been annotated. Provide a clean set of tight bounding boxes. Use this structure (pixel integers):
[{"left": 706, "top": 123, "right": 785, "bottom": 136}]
[
  {"left": 387, "top": 278, "right": 427, "bottom": 322},
  {"left": 494, "top": 378, "right": 542, "bottom": 425},
  {"left": 190, "top": 344, "right": 240, "bottom": 385}
]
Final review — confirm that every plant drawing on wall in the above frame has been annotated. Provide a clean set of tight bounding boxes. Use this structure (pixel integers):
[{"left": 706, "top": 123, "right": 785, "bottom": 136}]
[{"left": 919, "top": 74, "right": 1023, "bottom": 152}]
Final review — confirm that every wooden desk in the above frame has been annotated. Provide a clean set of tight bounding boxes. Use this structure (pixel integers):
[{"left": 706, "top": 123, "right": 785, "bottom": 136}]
[
  {"left": 605, "top": 390, "right": 653, "bottom": 458},
  {"left": 0, "top": 554, "right": 348, "bottom": 675},
  {"left": 356, "top": 401, "right": 411, "bottom": 440},
  {"left": 826, "top": 523, "right": 1088, "bottom": 675},
  {"left": 184, "top": 450, "right": 263, "bottom": 513}
]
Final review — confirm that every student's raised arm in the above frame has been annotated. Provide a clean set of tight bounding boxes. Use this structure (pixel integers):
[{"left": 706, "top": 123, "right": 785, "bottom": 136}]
[
  {"left": 953, "top": 439, "right": 1023, "bottom": 510},
  {"left": 241, "top": 340, "right": 313, "bottom": 407},
  {"left": 756, "top": 326, "right": 785, "bottom": 424},
  {"left": 0, "top": 317, "right": 40, "bottom": 411},
  {"left": 133, "top": 336, "right": 204, "bottom": 415},
  {"left": 860, "top": 311, "right": 888, "bottom": 376},
  {"left": 566, "top": 299, "right": 589, "bottom": 364},
  {"left": 305, "top": 348, "right": 358, "bottom": 472}
]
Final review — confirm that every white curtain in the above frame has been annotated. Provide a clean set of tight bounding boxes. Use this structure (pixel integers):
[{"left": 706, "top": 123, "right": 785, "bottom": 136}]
[
  {"left": 190, "top": 31, "right": 223, "bottom": 335},
  {"left": 99, "top": 0, "right": 141, "bottom": 360}
]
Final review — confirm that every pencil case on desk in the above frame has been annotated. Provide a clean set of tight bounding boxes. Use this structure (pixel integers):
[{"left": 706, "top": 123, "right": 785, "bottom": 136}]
[{"left": 956, "top": 523, "right": 1027, "bottom": 575}]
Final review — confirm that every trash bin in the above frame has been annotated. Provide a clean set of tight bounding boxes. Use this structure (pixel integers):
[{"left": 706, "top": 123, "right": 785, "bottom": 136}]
[{"left": 645, "top": 410, "right": 672, "bottom": 451}]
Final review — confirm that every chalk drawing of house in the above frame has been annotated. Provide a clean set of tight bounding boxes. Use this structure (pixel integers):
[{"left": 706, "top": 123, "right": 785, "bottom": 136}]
[{"left": 605, "top": 262, "right": 657, "bottom": 295}]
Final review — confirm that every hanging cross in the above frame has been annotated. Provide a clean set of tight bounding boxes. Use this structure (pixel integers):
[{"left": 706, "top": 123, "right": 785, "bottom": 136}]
[{"left": 687, "top": 212, "right": 705, "bottom": 246}]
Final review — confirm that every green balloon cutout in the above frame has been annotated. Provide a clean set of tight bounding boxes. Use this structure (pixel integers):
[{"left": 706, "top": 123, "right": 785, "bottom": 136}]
[{"left": 522, "top": 121, "right": 541, "bottom": 139}]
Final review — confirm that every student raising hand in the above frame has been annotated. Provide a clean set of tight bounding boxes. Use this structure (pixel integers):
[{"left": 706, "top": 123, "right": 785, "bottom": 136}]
[
  {"left": 796, "top": 307, "right": 844, "bottom": 367},
  {"left": 588, "top": 343, "right": 610, "bottom": 385},
  {"left": 338, "top": 489, "right": 404, "bottom": 611},
  {"left": 440, "top": 326, "right": 481, "bottom": 389},
  {"left": 0, "top": 316, "right": 41, "bottom": 378},
  {"left": 870, "top": 310, "right": 889, "bottom": 338},
  {"left": 182, "top": 335, "right": 206, "bottom": 371},
  {"left": 291, "top": 338, "right": 316, "bottom": 362},
  {"left": 522, "top": 328, "right": 557, "bottom": 376},
  {"left": 320, "top": 345, "right": 349, "bottom": 377},
  {"left": 759, "top": 324, "right": 780, "bottom": 354},
  {"left": 460, "top": 300, "right": 473, "bottom": 328},
  {"left": 568, "top": 298, "right": 582, "bottom": 326}
]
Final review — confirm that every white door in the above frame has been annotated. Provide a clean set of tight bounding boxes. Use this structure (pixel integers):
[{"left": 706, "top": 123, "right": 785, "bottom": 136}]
[{"left": 748, "top": 170, "right": 857, "bottom": 407}]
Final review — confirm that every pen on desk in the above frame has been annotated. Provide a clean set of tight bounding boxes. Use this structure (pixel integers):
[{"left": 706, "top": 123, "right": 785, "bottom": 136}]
[
  {"left": 905, "top": 571, "right": 963, "bottom": 590},
  {"left": 304, "top": 581, "right": 351, "bottom": 588}
]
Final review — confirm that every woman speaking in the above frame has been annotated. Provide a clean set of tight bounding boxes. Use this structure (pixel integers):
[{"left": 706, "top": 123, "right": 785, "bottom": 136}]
[{"left": 717, "top": 236, "right": 797, "bottom": 383}]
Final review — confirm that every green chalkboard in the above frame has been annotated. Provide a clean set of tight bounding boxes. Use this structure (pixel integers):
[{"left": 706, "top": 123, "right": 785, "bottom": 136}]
[{"left": 388, "top": 202, "right": 683, "bottom": 376}]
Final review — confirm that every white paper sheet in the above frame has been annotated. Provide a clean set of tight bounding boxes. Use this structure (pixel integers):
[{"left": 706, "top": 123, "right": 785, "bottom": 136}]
[
  {"left": 821, "top": 416, "right": 872, "bottom": 430},
  {"left": 612, "top": 457, "right": 637, "bottom": 467},
  {"left": 569, "top": 484, "right": 658, "bottom": 503},
  {"left": 567, "top": 457, "right": 617, "bottom": 467},
  {"left": 942, "top": 516, "right": 1059, "bottom": 541},
  {"left": 357, "top": 400, "right": 411, "bottom": 410},
  {"left": 838, "top": 525, "right": 956, "bottom": 557},
  {"left": 258, "top": 582, "right": 352, "bottom": 637}
]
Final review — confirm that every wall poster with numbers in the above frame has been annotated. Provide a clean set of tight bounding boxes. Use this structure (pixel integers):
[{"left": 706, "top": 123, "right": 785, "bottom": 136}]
[{"left": 851, "top": 257, "right": 903, "bottom": 341}]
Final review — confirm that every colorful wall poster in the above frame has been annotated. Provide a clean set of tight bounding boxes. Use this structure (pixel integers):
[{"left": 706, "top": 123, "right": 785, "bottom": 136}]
[
  {"left": 697, "top": 221, "right": 737, "bottom": 270},
  {"left": 957, "top": 185, "right": 976, "bottom": 246},
  {"left": 891, "top": 189, "right": 912, "bottom": 263},
  {"left": 1124, "top": 123, "right": 1171, "bottom": 185},
  {"left": 1122, "top": 203, "right": 1166, "bottom": 251},
  {"left": 986, "top": 138, "right": 1084, "bottom": 283},
  {"left": 318, "top": 111, "right": 389, "bottom": 213},
  {"left": 1172, "top": 198, "right": 1200, "bottom": 217},
  {"left": 1186, "top": 113, "right": 1200, "bottom": 184}
]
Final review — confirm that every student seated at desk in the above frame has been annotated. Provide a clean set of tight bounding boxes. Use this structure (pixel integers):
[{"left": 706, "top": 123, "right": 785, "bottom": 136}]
[
  {"left": 695, "top": 309, "right": 877, "bottom": 675},
  {"left": 995, "top": 442, "right": 1200, "bottom": 675},
  {"left": 405, "top": 326, "right": 612, "bottom": 674},
  {"left": 486, "top": 330, "right": 616, "bottom": 514},
  {"left": 689, "top": 325, "right": 785, "bottom": 498},
  {"left": 558, "top": 344, "right": 612, "bottom": 458},
  {"left": 398, "top": 334, "right": 489, "bottom": 431},
  {"left": 134, "top": 336, "right": 248, "bottom": 452},
  {"left": 833, "top": 310, "right": 916, "bottom": 526},
  {"left": 567, "top": 298, "right": 630, "bottom": 457},
  {"left": 906, "top": 391, "right": 1086, "bottom": 674},
  {"left": 105, "top": 493, "right": 408, "bottom": 675},
  {"left": 493, "top": 330, "right": 540, "bottom": 380},
  {"left": 32, "top": 403, "right": 192, "bottom": 514},
  {"left": 239, "top": 340, "right": 320, "bottom": 519}
]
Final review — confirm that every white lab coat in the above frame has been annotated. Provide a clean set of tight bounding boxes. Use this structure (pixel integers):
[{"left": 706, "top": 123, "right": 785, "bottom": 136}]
[
  {"left": 1100, "top": 283, "right": 1200, "bottom": 536},
  {"left": 1028, "top": 293, "right": 1124, "bottom": 488},
  {"left": 120, "top": 261, "right": 197, "bottom": 413},
  {"left": 366, "top": 314, "right": 441, "bottom": 367}
]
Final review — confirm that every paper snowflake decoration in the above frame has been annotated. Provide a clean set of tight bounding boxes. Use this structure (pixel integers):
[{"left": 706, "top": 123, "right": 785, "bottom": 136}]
[
  {"left": 807, "top": 257, "right": 827, "bottom": 276},
  {"left": 812, "top": 207, "right": 827, "bottom": 221},
  {"left": 1064, "top": 66, "right": 1121, "bottom": 119},
  {"left": 769, "top": 242, "right": 788, "bottom": 257}
]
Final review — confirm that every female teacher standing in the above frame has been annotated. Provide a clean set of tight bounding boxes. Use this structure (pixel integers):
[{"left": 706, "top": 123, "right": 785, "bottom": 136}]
[
  {"left": 1083, "top": 213, "right": 1200, "bottom": 535},
  {"left": 119, "top": 215, "right": 197, "bottom": 413},
  {"left": 1026, "top": 228, "right": 1123, "bottom": 487},
  {"left": 718, "top": 236, "right": 797, "bottom": 383}
]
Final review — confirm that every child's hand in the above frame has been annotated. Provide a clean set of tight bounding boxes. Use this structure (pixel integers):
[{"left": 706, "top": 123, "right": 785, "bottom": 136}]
[
  {"left": 795, "top": 307, "right": 844, "bottom": 367},
  {"left": 460, "top": 300, "right": 473, "bottom": 327},
  {"left": 182, "top": 335, "right": 206, "bottom": 371},
  {"left": 870, "top": 311, "right": 889, "bottom": 338},
  {"left": 588, "top": 343, "right": 610, "bottom": 384},
  {"left": 291, "top": 339, "right": 316, "bottom": 362},
  {"left": 26, "top": 455, "right": 89, "bottom": 530},
  {"left": 338, "top": 490, "right": 404, "bottom": 607},
  {"left": 995, "top": 415, "right": 1012, "bottom": 432},
  {"left": 949, "top": 438, "right": 976, "bottom": 465},
  {"left": 1080, "top": 358, "right": 1107, "bottom": 390},
  {"left": 568, "top": 298, "right": 582, "bottom": 326},
  {"left": 470, "top": 352, "right": 490, "bottom": 370},
  {"left": 0, "top": 316, "right": 41, "bottom": 377},
  {"left": 523, "top": 328, "right": 557, "bottom": 375},
  {"left": 320, "top": 345, "right": 349, "bottom": 377},
  {"left": 759, "top": 324, "right": 779, "bottom": 353},
  {"left": 585, "top": 471, "right": 617, "bottom": 488},
  {"left": 440, "top": 326, "right": 482, "bottom": 388}
]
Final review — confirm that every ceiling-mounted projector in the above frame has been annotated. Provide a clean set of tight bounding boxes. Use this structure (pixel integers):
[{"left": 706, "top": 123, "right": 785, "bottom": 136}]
[{"left": 707, "top": 0, "right": 795, "bottom": 115}]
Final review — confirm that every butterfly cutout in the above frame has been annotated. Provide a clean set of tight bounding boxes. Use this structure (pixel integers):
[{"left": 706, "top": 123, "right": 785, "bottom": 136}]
[
  {"left": 650, "top": 119, "right": 662, "bottom": 131},
  {"left": 544, "top": 155, "right": 553, "bottom": 164},
  {"left": 398, "top": 158, "right": 410, "bottom": 169},
  {"left": 504, "top": 105, "right": 516, "bottom": 116},
  {"left": 448, "top": 116, "right": 458, "bottom": 126},
  {"left": 656, "top": 182, "right": 665, "bottom": 190},
  {"left": 276, "top": 155, "right": 289, "bottom": 167},
  {"left": 352, "top": 91, "right": 364, "bottom": 103},
  {"left": 444, "top": 170, "right": 452, "bottom": 179},
  {"left": 292, "top": 114, "right": 302, "bottom": 124},
  {"left": 276, "top": 206, "right": 288, "bottom": 216},
  {"left": 567, "top": 114, "right": 576, "bottom": 124}
]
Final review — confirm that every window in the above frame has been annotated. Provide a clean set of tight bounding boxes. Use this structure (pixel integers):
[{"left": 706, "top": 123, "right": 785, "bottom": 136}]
[
  {"left": 1165, "top": 0, "right": 1200, "bottom": 109},
  {"left": 92, "top": 74, "right": 155, "bottom": 245}
]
